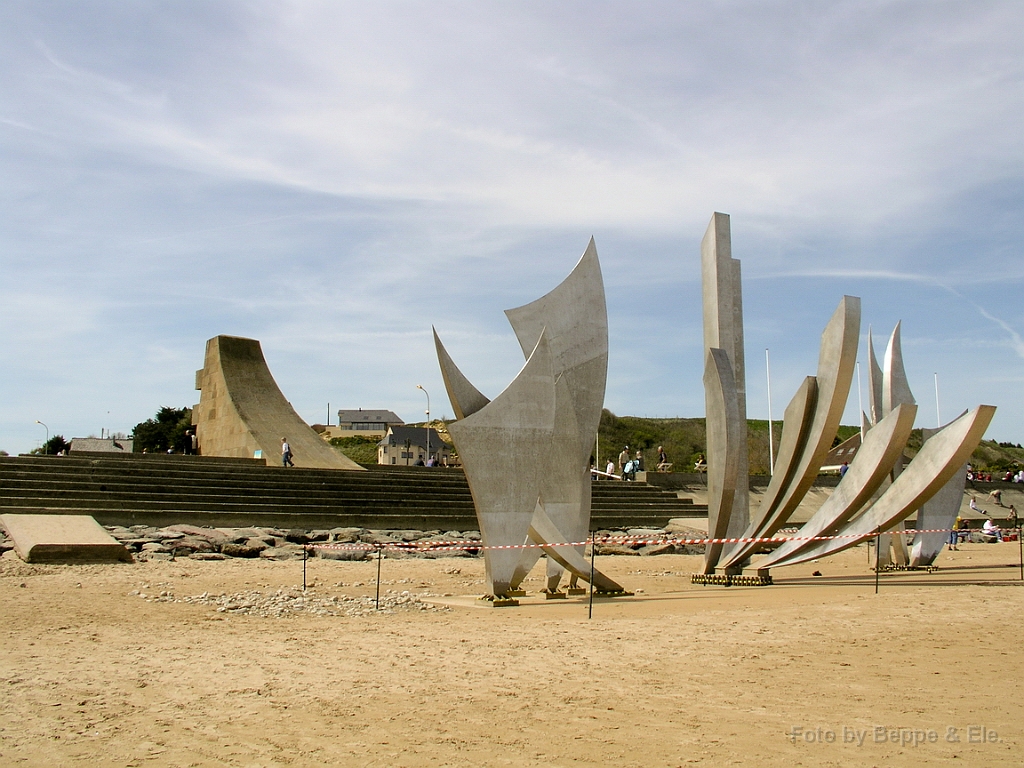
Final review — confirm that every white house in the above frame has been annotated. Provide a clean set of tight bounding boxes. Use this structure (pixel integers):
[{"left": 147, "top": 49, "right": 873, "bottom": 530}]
[{"left": 378, "top": 425, "right": 451, "bottom": 466}]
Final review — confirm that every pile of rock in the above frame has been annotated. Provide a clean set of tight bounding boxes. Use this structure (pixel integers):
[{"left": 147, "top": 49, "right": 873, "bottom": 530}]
[
  {"left": 130, "top": 586, "right": 448, "bottom": 617},
  {"left": 103, "top": 520, "right": 706, "bottom": 561},
  {"left": 105, "top": 524, "right": 485, "bottom": 561},
  {"left": 594, "top": 521, "right": 707, "bottom": 556}
]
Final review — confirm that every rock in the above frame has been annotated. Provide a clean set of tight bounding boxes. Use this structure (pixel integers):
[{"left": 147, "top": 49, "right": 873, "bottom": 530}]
[
  {"left": 317, "top": 548, "right": 370, "bottom": 561},
  {"left": 595, "top": 544, "right": 640, "bottom": 556},
  {"left": 220, "top": 539, "right": 268, "bottom": 558},
  {"left": 149, "top": 530, "right": 186, "bottom": 541},
  {"left": 285, "top": 529, "right": 310, "bottom": 544},
  {"left": 165, "top": 524, "right": 229, "bottom": 546},
  {"left": 359, "top": 532, "right": 398, "bottom": 545},
  {"left": 167, "top": 536, "right": 217, "bottom": 557},
  {"left": 307, "top": 530, "right": 331, "bottom": 542},
  {"left": 665, "top": 519, "right": 706, "bottom": 536},
  {"left": 141, "top": 542, "right": 170, "bottom": 552},
  {"left": 627, "top": 528, "right": 667, "bottom": 538},
  {"left": 638, "top": 543, "right": 677, "bottom": 556},
  {"left": 329, "top": 527, "right": 366, "bottom": 543},
  {"left": 259, "top": 544, "right": 307, "bottom": 561},
  {"left": 395, "top": 530, "right": 431, "bottom": 542},
  {"left": 190, "top": 552, "right": 227, "bottom": 561}
]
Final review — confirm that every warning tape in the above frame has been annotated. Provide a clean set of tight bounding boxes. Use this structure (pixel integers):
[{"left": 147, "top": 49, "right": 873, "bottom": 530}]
[{"left": 310, "top": 527, "right": 961, "bottom": 554}]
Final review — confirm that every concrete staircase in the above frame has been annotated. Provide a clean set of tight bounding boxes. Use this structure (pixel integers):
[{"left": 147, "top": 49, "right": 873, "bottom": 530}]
[{"left": 0, "top": 454, "right": 707, "bottom": 531}]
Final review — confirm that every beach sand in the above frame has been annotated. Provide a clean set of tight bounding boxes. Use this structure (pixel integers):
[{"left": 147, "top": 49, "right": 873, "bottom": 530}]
[{"left": 2, "top": 542, "right": 1022, "bottom": 767}]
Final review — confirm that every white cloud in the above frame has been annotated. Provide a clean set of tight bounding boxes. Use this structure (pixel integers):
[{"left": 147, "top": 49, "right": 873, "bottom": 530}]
[{"left": 1, "top": 1, "right": 1023, "bottom": 451}]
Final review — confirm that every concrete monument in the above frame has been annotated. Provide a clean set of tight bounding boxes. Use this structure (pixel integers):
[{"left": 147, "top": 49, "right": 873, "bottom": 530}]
[{"left": 193, "top": 335, "right": 363, "bottom": 470}]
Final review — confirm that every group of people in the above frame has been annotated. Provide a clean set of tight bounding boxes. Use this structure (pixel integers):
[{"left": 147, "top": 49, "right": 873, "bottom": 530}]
[
  {"left": 967, "top": 467, "right": 1024, "bottom": 483},
  {"left": 949, "top": 503, "right": 1019, "bottom": 548},
  {"left": 598, "top": 445, "right": 669, "bottom": 481}
]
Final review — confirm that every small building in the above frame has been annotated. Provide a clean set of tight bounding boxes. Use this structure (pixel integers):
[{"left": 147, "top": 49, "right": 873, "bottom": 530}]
[
  {"left": 321, "top": 409, "right": 404, "bottom": 439},
  {"left": 821, "top": 432, "right": 862, "bottom": 473},
  {"left": 378, "top": 425, "right": 451, "bottom": 466},
  {"left": 70, "top": 437, "right": 134, "bottom": 454}
]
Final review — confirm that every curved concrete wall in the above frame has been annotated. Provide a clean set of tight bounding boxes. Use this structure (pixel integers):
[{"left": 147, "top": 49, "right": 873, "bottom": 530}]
[{"left": 193, "top": 335, "right": 363, "bottom": 471}]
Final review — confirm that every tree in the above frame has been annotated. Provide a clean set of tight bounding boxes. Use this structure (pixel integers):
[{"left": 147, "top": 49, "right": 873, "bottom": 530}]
[
  {"left": 28, "top": 435, "right": 70, "bottom": 455},
  {"left": 131, "top": 407, "right": 193, "bottom": 453}
]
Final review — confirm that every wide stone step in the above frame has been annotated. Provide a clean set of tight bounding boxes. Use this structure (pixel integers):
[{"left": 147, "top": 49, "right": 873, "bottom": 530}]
[{"left": 0, "top": 455, "right": 707, "bottom": 530}]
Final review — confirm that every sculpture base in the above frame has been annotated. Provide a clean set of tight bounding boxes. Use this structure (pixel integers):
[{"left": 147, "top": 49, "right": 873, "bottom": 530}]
[
  {"left": 478, "top": 596, "right": 520, "bottom": 607},
  {"left": 506, "top": 589, "right": 527, "bottom": 597},
  {"left": 593, "top": 589, "right": 634, "bottom": 598},
  {"left": 542, "top": 590, "right": 567, "bottom": 600},
  {"left": 566, "top": 587, "right": 587, "bottom": 596},
  {"left": 875, "top": 564, "right": 938, "bottom": 573},
  {"left": 691, "top": 573, "right": 773, "bottom": 587}
]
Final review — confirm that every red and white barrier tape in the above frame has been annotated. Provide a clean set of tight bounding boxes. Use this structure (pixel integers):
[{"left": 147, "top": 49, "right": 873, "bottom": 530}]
[{"left": 310, "top": 527, "right": 963, "bottom": 554}]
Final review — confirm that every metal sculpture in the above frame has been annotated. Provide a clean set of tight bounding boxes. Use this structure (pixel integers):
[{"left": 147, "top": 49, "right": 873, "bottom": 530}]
[
  {"left": 720, "top": 296, "right": 860, "bottom": 570},
  {"left": 701, "top": 213, "right": 749, "bottom": 573},
  {"left": 698, "top": 214, "right": 995, "bottom": 577},
  {"left": 434, "top": 240, "right": 625, "bottom": 600}
]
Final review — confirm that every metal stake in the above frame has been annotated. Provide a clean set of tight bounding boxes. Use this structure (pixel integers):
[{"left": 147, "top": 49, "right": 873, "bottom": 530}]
[
  {"left": 375, "top": 543, "right": 383, "bottom": 610},
  {"left": 588, "top": 530, "right": 596, "bottom": 620},
  {"left": 303, "top": 545, "right": 308, "bottom": 590},
  {"left": 874, "top": 528, "right": 881, "bottom": 594},
  {"left": 1018, "top": 523, "right": 1023, "bottom": 581}
]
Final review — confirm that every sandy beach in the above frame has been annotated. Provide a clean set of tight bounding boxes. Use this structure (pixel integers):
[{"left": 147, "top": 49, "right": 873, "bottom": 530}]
[{"left": 2, "top": 541, "right": 1022, "bottom": 767}]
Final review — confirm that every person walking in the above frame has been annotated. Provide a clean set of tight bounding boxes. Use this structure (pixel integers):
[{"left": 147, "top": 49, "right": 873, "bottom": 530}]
[
  {"left": 281, "top": 437, "right": 295, "bottom": 467},
  {"left": 618, "top": 446, "right": 630, "bottom": 475}
]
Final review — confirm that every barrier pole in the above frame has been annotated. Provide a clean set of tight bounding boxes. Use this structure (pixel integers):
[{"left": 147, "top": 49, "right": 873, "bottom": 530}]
[
  {"left": 1018, "top": 524, "right": 1022, "bottom": 581},
  {"left": 588, "top": 530, "right": 596, "bottom": 620},
  {"left": 874, "top": 528, "right": 881, "bottom": 595},
  {"left": 303, "top": 545, "right": 308, "bottom": 591},
  {"left": 375, "top": 543, "right": 383, "bottom": 610}
]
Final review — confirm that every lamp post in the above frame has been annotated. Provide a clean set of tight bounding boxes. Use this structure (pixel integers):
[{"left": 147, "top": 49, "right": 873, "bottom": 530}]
[
  {"left": 416, "top": 384, "right": 431, "bottom": 464},
  {"left": 35, "top": 420, "right": 49, "bottom": 454}
]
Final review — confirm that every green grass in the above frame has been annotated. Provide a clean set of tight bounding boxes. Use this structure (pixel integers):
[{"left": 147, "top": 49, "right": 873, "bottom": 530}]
[
  {"left": 328, "top": 435, "right": 379, "bottom": 465},
  {"left": 597, "top": 410, "right": 1018, "bottom": 475},
  {"left": 328, "top": 411, "right": 1022, "bottom": 474}
]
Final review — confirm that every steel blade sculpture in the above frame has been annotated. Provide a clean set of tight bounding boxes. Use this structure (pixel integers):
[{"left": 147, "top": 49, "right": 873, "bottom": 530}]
[
  {"left": 700, "top": 212, "right": 995, "bottom": 578},
  {"left": 434, "top": 239, "right": 627, "bottom": 602}
]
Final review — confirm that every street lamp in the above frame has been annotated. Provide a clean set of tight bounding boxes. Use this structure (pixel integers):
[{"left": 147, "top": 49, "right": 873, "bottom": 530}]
[
  {"left": 416, "top": 384, "right": 431, "bottom": 464},
  {"left": 35, "top": 420, "right": 49, "bottom": 454}
]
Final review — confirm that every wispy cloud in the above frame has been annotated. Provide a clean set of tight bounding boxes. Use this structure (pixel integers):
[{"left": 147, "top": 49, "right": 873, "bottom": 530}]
[{"left": 2, "top": 2, "right": 1023, "bottom": 451}]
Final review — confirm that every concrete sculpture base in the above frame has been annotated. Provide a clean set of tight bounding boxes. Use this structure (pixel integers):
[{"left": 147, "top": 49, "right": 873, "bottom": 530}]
[{"left": 1, "top": 514, "right": 132, "bottom": 563}]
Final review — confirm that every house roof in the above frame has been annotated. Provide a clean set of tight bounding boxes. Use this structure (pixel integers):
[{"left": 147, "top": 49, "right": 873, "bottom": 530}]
[
  {"left": 821, "top": 432, "right": 861, "bottom": 471},
  {"left": 380, "top": 425, "right": 449, "bottom": 451},
  {"left": 336, "top": 409, "right": 403, "bottom": 424},
  {"left": 70, "top": 437, "right": 134, "bottom": 453}
]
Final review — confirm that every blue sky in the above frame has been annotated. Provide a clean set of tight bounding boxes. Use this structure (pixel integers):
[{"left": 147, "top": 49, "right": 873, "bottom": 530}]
[{"left": 2, "top": 1, "right": 1022, "bottom": 454}]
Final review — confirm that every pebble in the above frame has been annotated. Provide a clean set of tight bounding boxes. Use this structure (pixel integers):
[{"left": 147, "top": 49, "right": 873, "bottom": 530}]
[
  {"left": 102, "top": 525, "right": 683, "bottom": 560},
  {"left": 168, "top": 587, "right": 450, "bottom": 618}
]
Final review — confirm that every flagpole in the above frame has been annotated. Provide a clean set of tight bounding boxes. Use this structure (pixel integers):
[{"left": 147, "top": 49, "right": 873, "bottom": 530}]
[{"left": 765, "top": 348, "right": 775, "bottom": 474}]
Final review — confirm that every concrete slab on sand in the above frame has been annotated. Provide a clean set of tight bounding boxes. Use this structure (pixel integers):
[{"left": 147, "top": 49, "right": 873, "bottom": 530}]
[{"left": 0, "top": 514, "right": 132, "bottom": 563}]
